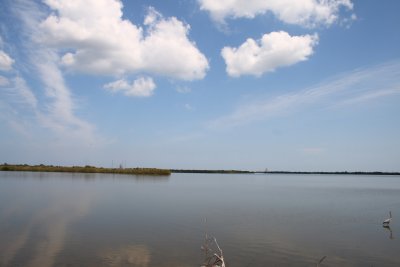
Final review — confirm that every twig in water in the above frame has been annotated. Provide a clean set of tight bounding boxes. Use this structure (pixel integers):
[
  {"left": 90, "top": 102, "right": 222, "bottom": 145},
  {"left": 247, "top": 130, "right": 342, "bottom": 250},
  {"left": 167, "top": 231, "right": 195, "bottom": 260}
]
[
  {"left": 200, "top": 219, "right": 226, "bottom": 267},
  {"left": 317, "top": 256, "right": 327, "bottom": 267}
]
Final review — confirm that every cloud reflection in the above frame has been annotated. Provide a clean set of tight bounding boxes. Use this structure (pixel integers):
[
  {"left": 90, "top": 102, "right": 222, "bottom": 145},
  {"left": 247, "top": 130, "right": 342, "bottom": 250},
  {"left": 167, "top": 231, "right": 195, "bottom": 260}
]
[
  {"left": 1, "top": 224, "right": 32, "bottom": 266},
  {"left": 0, "top": 192, "right": 92, "bottom": 267},
  {"left": 102, "top": 245, "right": 151, "bottom": 267},
  {"left": 383, "top": 225, "right": 394, "bottom": 240}
]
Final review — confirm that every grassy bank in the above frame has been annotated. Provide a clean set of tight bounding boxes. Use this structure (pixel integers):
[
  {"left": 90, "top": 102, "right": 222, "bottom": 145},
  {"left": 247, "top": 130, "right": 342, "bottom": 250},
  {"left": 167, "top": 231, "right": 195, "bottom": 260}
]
[{"left": 0, "top": 164, "right": 171, "bottom": 176}]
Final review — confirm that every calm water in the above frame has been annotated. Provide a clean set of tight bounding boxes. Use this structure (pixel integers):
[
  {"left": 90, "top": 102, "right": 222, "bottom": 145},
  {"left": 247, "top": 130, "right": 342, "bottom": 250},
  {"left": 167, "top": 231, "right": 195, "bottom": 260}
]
[{"left": 0, "top": 172, "right": 399, "bottom": 267}]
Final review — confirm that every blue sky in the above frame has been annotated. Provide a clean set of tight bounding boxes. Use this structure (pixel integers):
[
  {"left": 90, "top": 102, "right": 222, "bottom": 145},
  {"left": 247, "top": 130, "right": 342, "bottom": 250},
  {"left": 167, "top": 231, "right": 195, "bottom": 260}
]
[{"left": 0, "top": 0, "right": 399, "bottom": 171}]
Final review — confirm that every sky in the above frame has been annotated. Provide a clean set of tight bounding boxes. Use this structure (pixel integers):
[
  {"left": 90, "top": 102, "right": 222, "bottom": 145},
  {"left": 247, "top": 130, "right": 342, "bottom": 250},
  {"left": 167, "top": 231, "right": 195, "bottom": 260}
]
[{"left": 0, "top": 0, "right": 399, "bottom": 172}]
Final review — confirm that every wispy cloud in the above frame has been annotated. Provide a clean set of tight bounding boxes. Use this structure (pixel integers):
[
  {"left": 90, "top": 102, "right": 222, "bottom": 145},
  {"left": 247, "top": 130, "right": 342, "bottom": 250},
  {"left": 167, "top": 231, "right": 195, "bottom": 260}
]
[
  {"left": 336, "top": 86, "right": 400, "bottom": 106},
  {"left": 0, "top": 75, "right": 10, "bottom": 86},
  {"left": 207, "top": 60, "right": 400, "bottom": 129},
  {"left": 0, "top": 76, "right": 38, "bottom": 135},
  {"left": 0, "top": 0, "right": 102, "bottom": 144},
  {"left": 183, "top": 103, "right": 195, "bottom": 111},
  {"left": 0, "top": 50, "right": 14, "bottom": 71},
  {"left": 11, "top": 76, "right": 38, "bottom": 109},
  {"left": 176, "top": 86, "right": 192, "bottom": 94}
]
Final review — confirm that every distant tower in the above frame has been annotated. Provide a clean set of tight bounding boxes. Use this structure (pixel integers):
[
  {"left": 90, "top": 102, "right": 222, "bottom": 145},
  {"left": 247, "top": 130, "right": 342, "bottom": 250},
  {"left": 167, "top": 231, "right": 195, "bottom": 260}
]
[{"left": 265, "top": 168, "right": 269, "bottom": 173}]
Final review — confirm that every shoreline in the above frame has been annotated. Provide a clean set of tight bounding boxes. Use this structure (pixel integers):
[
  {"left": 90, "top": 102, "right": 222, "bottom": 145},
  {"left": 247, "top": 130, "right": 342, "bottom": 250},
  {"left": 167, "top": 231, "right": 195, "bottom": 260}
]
[
  {"left": 1, "top": 164, "right": 399, "bottom": 176},
  {"left": 171, "top": 169, "right": 400, "bottom": 175},
  {"left": 0, "top": 164, "right": 171, "bottom": 176}
]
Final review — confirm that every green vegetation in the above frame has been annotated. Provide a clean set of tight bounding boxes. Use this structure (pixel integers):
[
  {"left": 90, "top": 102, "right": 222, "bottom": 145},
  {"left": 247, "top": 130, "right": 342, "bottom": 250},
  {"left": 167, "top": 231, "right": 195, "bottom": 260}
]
[{"left": 0, "top": 163, "right": 171, "bottom": 176}]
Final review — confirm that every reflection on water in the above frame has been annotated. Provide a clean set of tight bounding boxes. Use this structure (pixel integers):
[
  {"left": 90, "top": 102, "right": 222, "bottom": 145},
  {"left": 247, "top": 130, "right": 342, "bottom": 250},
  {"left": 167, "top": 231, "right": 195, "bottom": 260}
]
[
  {"left": 383, "top": 225, "right": 394, "bottom": 240},
  {"left": 0, "top": 181, "right": 92, "bottom": 267},
  {"left": 102, "top": 245, "right": 151, "bottom": 267},
  {"left": 0, "top": 171, "right": 400, "bottom": 267}
]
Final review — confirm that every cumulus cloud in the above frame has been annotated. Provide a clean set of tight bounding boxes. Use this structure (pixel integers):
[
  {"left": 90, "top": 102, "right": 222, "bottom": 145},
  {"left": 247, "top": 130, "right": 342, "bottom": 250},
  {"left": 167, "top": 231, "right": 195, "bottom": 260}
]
[
  {"left": 104, "top": 77, "right": 156, "bottom": 97},
  {"left": 0, "top": 50, "right": 14, "bottom": 71},
  {"left": 222, "top": 31, "right": 318, "bottom": 77},
  {"left": 199, "top": 0, "right": 354, "bottom": 27},
  {"left": 39, "top": 1, "right": 209, "bottom": 80}
]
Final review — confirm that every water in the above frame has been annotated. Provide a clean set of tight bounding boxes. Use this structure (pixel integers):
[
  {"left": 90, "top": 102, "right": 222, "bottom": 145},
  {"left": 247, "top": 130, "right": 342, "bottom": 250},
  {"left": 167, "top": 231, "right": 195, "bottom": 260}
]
[{"left": 0, "top": 171, "right": 399, "bottom": 267}]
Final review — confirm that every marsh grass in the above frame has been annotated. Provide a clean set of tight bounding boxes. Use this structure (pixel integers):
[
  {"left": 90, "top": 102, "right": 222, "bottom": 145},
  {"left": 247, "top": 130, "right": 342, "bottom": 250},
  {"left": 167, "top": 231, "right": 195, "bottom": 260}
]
[{"left": 0, "top": 163, "right": 171, "bottom": 176}]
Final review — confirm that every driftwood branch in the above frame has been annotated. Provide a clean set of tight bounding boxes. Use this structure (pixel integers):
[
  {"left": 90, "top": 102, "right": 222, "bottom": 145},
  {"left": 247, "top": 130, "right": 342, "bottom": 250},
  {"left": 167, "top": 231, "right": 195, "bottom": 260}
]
[
  {"left": 200, "top": 220, "right": 226, "bottom": 267},
  {"left": 317, "top": 255, "right": 327, "bottom": 267}
]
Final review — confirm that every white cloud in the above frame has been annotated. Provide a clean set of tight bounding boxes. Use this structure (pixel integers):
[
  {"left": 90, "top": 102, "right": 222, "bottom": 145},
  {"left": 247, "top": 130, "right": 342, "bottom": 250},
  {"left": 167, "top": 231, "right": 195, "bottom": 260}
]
[
  {"left": 222, "top": 31, "right": 318, "bottom": 77},
  {"left": 199, "top": 0, "right": 354, "bottom": 27},
  {"left": 208, "top": 60, "right": 400, "bottom": 129},
  {"left": 8, "top": 0, "right": 98, "bottom": 143},
  {"left": 337, "top": 86, "right": 400, "bottom": 106},
  {"left": 0, "top": 76, "right": 38, "bottom": 110},
  {"left": 0, "top": 75, "right": 39, "bottom": 138},
  {"left": 0, "top": 50, "right": 14, "bottom": 71},
  {"left": 39, "top": 1, "right": 209, "bottom": 80},
  {"left": 12, "top": 76, "right": 38, "bottom": 109},
  {"left": 34, "top": 51, "right": 95, "bottom": 139},
  {"left": 104, "top": 77, "right": 156, "bottom": 97},
  {"left": 144, "top": 6, "right": 162, "bottom": 26}
]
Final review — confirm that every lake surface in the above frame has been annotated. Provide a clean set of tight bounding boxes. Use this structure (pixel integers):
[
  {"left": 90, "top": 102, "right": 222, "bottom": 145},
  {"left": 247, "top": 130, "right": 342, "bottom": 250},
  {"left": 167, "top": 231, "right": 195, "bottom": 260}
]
[{"left": 0, "top": 171, "right": 399, "bottom": 267}]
